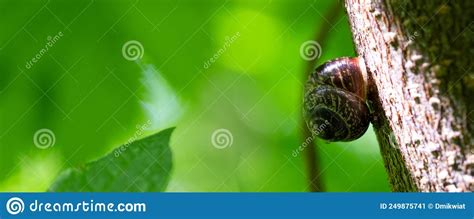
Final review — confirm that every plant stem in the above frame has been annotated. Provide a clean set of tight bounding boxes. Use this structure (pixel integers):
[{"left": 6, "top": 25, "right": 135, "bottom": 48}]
[{"left": 302, "top": 2, "right": 344, "bottom": 192}]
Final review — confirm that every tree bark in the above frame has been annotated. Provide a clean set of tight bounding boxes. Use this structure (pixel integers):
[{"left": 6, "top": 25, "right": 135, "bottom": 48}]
[{"left": 344, "top": 0, "right": 474, "bottom": 191}]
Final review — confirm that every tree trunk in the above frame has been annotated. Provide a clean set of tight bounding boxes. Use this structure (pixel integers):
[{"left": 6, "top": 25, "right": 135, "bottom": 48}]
[{"left": 344, "top": 0, "right": 474, "bottom": 191}]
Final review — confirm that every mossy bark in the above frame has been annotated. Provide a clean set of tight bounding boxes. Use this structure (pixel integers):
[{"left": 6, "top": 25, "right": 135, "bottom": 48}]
[{"left": 345, "top": 0, "right": 473, "bottom": 191}]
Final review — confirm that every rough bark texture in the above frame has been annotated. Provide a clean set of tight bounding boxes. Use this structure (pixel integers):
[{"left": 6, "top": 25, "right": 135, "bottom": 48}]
[{"left": 345, "top": 0, "right": 474, "bottom": 191}]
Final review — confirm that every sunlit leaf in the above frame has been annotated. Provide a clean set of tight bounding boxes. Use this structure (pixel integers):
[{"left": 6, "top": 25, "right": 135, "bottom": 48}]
[{"left": 48, "top": 128, "right": 174, "bottom": 192}]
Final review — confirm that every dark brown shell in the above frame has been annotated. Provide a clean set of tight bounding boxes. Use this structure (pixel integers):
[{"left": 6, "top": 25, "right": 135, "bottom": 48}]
[{"left": 304, "top": 57, "right": 370, "bottom": 142}]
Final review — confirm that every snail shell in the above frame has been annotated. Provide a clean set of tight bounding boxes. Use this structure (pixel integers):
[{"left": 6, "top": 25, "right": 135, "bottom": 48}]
[{"left": 304, "top": 57, "right": 370, "bottom": 142}]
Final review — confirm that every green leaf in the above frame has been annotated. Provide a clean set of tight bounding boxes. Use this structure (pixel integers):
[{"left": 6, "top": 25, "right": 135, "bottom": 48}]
[{"left": 48, "top": 128, "right": 174, "bottom": 192}]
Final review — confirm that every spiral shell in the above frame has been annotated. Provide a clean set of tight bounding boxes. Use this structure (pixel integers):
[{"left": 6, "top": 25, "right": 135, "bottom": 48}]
[{"left": 304, "top": 57, "right": 370, "bottom": 142}]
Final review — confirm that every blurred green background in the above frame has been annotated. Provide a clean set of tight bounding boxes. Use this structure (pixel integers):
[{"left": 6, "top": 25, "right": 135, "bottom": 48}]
[{"left": 0, "top": 0, "right": 390, "bottom": 192}]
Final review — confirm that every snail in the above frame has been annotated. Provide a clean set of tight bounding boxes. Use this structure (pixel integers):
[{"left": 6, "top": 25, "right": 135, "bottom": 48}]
[{"left": 303, "top": 57, "right": 370, "bottom": 142}]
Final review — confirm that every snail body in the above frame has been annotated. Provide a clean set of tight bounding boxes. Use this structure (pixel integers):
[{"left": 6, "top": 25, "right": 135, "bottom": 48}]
[{"left": 304, "top": 57, "right": 370, "bottom": 142}]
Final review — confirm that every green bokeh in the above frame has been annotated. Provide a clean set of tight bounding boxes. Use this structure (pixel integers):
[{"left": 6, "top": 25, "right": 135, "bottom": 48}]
[{"left": 0, "top": 0, "right": 390, "bottom": 192}]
